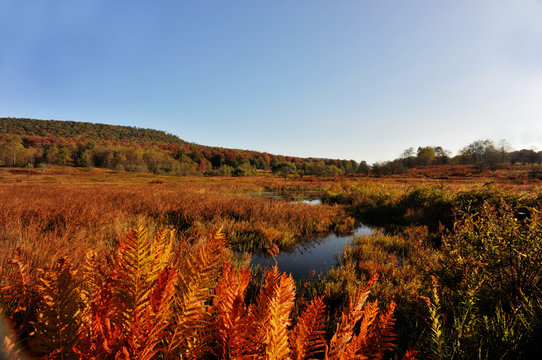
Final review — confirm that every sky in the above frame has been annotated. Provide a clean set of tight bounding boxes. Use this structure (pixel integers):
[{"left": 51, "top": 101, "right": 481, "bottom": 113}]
[{"left": 1, "top": 0, "right": 542, "bottom": 163}]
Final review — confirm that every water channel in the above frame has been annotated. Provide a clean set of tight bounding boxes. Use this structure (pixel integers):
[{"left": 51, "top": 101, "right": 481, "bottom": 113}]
[
  {"left": 249, "top": 191, "right": 374, "bottom": 279},
  {"left": 251, "top": 224, "right": 374, "bottom": 280}
]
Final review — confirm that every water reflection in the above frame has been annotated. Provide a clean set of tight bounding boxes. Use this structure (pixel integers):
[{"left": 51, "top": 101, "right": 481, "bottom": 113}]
[
  {"left": 251, "top": 224, "right": 374, "bottom": 280},
  {"left": 299, "top": 198, "right": 321, "bottom": 205},
  {"left": 252, "top": 190, "right": 322, "bottom": 205}
]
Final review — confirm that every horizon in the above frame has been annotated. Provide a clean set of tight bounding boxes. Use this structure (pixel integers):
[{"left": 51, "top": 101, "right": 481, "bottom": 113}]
[
  {"left": 2, "top": 116, "right": 535, "bottom": 164},
  {"left": 2, "top": 1, "right": 542, "bottom": 163}
]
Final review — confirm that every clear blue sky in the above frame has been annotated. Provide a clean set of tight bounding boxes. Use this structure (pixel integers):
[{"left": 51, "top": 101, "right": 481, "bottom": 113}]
[{"left": 1, "top": 1, "right": 542, "bottom": 163}]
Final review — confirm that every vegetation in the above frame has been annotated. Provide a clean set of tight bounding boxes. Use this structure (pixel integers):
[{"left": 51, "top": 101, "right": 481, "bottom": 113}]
[
  {"left": 1, "top": 226, "right": 404, "bottom": 359},
  {"left": 426, "top": 203, "right": 542, "bottom": 359},
  {"left": 0, "top": 118, "right": 360, "bottom": 176},
  {"left": 0, "top": 117, "right": 187, "bottom": 144},
  {"left": 2, "top": 119, "right": 542, "bottom": 358},
  {"left": 0, "top": 180, "right": 355, "bottom": 271}
]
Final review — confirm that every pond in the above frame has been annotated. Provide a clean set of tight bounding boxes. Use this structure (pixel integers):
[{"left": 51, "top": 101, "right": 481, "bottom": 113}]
[
  {"left": 299, "top": 198, "right": 321, "bottom": 205},
  {"left": 253, "top": 190, "right": 322, "bottom": 205},
  {"left": 250, "top": 224, "right": 374, "bottom": 280}
]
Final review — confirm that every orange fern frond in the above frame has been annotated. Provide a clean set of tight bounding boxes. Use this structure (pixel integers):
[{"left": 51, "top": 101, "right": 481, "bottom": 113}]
[
  {"left": 212, "top": 260, "right": 251, "bottom": 359},
  {"left": 77, "top": 226, "right": 177, "bottom": 359},
  {"left": 150, "top": 227, "right": 175, "bottom": 274},
  {"left": 80, "top": 249, "right": 106, "bottom": 312},
  {"left": 110, "top": 226, "right": 175, "bottom": 331},
  {"left": 246, "top": 266, "right": 295, "bottom": 360},
  {"left": 326, "top": 285, "right": 371, "bottom": 360},
  {"left": 325, "top": 274, "right": 391, "bottom": 360},
  {"left": 362, "top": 301, "right": 397, "bottom": 360},
  {"left": 32, "top": 257, "right": 82, "bottom": 359},
  {"left": 341, "top": 300, "right": 380, "bottom": 360},
  {"left": 402, "top": 349, "right": 419, "bottom": 360},
  {"left": 122, "top": 266, "right": 177, "bottom": 360},
  {"left": 263, "top": 269, "right": 295, "bottom": 360},
  {"left": 150, "top": 266, "right": 177, "bottom": 318},
  {"left": 289, "top": 296, "right": 327, "bottom": 360},
  {"left": 166, "top": 229, "right": 226, "bottom": 359}
]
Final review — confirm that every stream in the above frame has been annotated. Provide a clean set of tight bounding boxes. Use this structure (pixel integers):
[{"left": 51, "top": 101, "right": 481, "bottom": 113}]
[
  {"left": 250, "top": 224, "right": 374, "bottom": 280},
  {"left": 248, "top": 190, "right": 374, "bottom": 280}
]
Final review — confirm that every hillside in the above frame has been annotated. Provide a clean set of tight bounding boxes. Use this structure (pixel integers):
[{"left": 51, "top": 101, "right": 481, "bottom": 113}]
[
  {"left": 0, "top": 117, "right": 359, "bottom": 176},
  {"left": 0, "top": 117, "right": 186, "bottom": 145}
]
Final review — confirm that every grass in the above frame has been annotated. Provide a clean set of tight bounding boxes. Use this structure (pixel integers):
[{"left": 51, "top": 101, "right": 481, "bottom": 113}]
[
  {"left": 0, "top": 179, "right": 350, "bottom": 269},
  {"left": 2, "top": 166, "right": 542, "bottom": 358}
]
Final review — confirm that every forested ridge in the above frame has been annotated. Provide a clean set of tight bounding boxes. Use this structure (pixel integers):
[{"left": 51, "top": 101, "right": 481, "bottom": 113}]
[
  {"left": 0, "top": 117, "right": 186, "bottom": 145},
  {"left": 2, "top": 117, "right": 542, "bottom": 178},
  {"left": 0, "top": 117, "right": 357, "bottom": 176}
]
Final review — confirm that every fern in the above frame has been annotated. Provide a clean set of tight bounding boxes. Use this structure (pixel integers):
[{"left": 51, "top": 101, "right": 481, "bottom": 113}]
[
  {"left": 126, "top": 266, "right": 177, "bottom": 360},
  {"left": 324, "top": 273, "right": 397, "bottom": 360},
  {"left": 289, "top": 296, "right": 327, "bottom": 360},
  {"left": 262, "top": 266, "right": 296, "bottom": 360},
  {"left": 76, "top": 274, "right": 124, "bottom": 359},
  {"left": 213, "top": 260, "right": 251, "bottom": 359},
  {"left": 77, "top": 226, "right": 176, "bottom": 359},
  {"left": 1, "top": 226, "right": 403, "bottom": 360},
  {"left": 32, "top": 257, "right": 82, "bottom": 359},
  {"left": 362, "top": 301, "right": 397, "bottom": 359},
  {"left": 111, "top": 226, "right": 164, "bottom": 329},
  {"left": 425, "top": 281, "right": 446, "bottom": 360},
  {"left": 341, "top": 300, "right": 380, "bottom": 359},
  {"left": 326, "top": 282, "right": 372, "bottom": 359},
  {"left": 166, "top": 229, "right": 226, "bottom": 359}
]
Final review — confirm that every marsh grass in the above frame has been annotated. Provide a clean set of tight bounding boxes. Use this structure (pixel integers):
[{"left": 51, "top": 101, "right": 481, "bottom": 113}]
[{"left": 0, "top": 181, "right": 347, "bottom": 268}]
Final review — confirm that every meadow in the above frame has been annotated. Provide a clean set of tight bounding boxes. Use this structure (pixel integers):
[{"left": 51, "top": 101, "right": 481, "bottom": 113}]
[{"left": 1, "top": 167, "right": 541, "bottom": 359}]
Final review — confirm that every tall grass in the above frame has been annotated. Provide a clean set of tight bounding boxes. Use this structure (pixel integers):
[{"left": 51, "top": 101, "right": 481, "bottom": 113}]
[{"left": 0, "top": 182, "right": 347, "bottom": 268}]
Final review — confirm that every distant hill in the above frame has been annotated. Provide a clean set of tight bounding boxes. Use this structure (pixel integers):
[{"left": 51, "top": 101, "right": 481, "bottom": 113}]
[
  {"left": 0, "top": 117, "right": 186, "bottom": 145},
  {"left": 0, "top": 117, "right": 360, "bottom": 176}
]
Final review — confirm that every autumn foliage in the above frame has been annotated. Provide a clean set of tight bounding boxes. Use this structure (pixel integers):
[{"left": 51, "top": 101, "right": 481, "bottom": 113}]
[{"left": 1, "top": 226, "right": 400, "bottom": 359}]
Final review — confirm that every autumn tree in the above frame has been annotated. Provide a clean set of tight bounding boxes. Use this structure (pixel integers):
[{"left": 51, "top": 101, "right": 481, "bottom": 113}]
[{"left": 272, "top": 162, "right": 297, "bottom": 178}]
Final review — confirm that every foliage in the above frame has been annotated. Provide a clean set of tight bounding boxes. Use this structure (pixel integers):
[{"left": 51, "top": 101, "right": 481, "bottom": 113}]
[
  {"left": 0, "top": 181, "right": 349, "bottom": 269},
  {"left": 0, "top": 117, "right": 186, "bottom": 145},
  {"left": 0, "top": 118, "right": 363, "bottom": 177},
  {"left": 323, "top": 182, "right": 542, "bottom": 241},
  {"left": 272, "top": 162, "right": 297, "bottom": 178},
  {"left": 0, "top": 226, "right": 404, "bottom": 359},
  {"left": 426, "top": 204, "right": 542, "bottom": 359}
]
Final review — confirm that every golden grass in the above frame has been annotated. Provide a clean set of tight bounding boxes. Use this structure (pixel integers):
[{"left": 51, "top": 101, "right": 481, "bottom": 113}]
[{"left": 0, "top": 180, "right": 347, "bottom": 269}]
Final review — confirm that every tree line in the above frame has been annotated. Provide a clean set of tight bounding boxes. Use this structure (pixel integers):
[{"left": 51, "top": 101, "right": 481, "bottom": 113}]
[
  {"left": 0, "top": 118, "right": 362, "bottom": 176},
  {"left": 0, "top": 135, "right": 359, "bottom": 177},
  {"left": 369, "top": 139, "right": 542, "bottom": 176},
  {"left": 1, "top": 118, "right": 541, "bottom": 177}
]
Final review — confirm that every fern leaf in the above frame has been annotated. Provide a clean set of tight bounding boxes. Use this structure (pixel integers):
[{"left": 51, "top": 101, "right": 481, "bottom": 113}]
[
  {"left": 111, "top": 226, "right": 175, "bottom": 331},
  {"left": 326, "top": 286, "right": 371, "bottom": 360},
  {"left": 166, "top": 229, "right": 226, "bottom": 359},
  {"left": 371, "top": 301, "right": 397, "bottom": 358},
  {"left": 290, "top": 296, "right": 326, "bottom": 360},
  {"left": 150, "top": 227, "right": 175, "bottom": 274},
  {"left": 341, "top": 300, "right": 379, "bottom": 359},
  {"left": 245, "top": 266, "right": 295, "bottom": 360},
  {"left": 264, "top": 270, "right": 295, "bottom": 360},
  {"left": 137, "top": 266, "right": 177, "bottom": 359},
  {"left": 212, "top": 260, "right": 251, "bottom": 359},
  {"left": 402, "top": 349, "right": 419, "bottom": 360},
  {"left": 32, "top": 257, "right": 82, "bottom": 359},
  {"left": 81, "top": 250, "right": 104, "bottom": 306}
]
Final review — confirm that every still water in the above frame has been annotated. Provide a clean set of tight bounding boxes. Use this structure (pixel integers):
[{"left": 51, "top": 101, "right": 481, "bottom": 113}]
[{"left": 251, "top": 224, "right": 374, "bottom": 280}]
